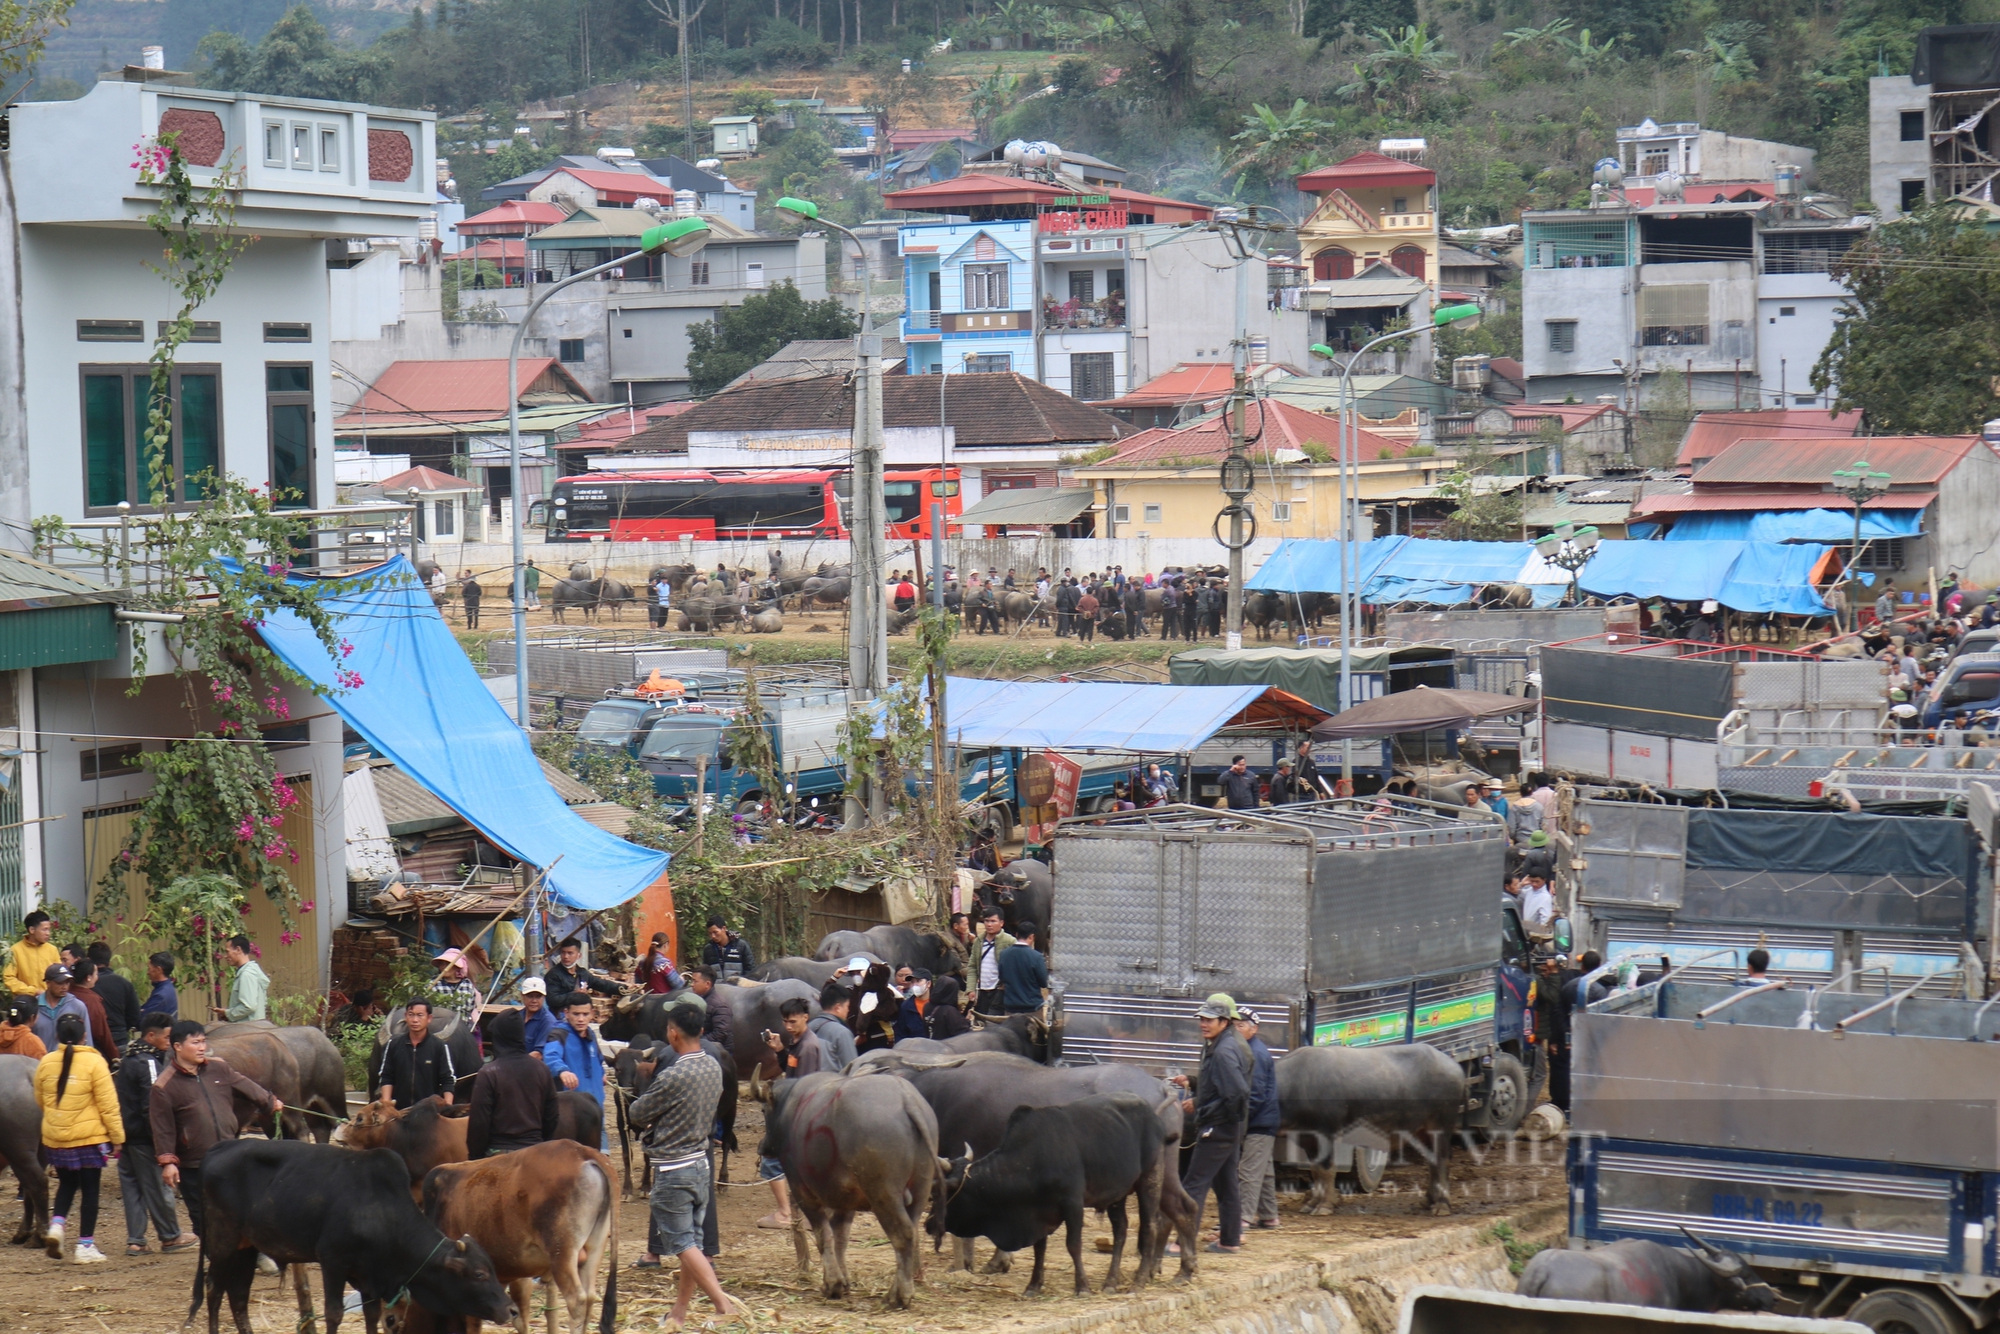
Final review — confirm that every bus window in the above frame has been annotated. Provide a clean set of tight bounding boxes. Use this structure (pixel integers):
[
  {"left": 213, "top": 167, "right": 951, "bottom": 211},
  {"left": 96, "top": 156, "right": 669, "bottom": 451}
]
[{"left": 884, "top": 480, "right": 921, "bottom": 524}]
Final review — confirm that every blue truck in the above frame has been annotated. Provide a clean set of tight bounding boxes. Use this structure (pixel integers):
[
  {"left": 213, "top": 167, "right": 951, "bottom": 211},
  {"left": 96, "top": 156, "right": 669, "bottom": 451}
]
[
  {"left": 575, "top": 691, "right": 849, "bottom": 810},
  {"left": 1570, "top": 969, "right": 2000, "bottom": 1332}
]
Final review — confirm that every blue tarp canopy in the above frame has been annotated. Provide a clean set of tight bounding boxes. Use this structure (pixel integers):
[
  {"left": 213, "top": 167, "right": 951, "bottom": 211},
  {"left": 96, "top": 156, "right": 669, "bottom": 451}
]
[
  {"left": 1663, "top": 509, "right": 1924, "bottom": 543},
  {"left": 1364, "top": 538, "right": 1540, "bottom": 606},
  {"left": 1572, "top": 540, "right": 1831, "bottom": 615},
  {"left": 922, "top": 678, "right": 1322, "bottom": 752},
  {"left": 243, "top": 555, "right": 669, "bottom": 911},
  {"left": 1246, "top": 537, "right": 1409, "bottom": 595}
]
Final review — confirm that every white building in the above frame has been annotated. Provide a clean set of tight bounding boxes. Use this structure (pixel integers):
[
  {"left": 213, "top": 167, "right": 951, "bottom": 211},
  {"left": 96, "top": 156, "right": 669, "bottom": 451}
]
[{"left": 0, "top": 72, "right": 438, "bottom": 989}]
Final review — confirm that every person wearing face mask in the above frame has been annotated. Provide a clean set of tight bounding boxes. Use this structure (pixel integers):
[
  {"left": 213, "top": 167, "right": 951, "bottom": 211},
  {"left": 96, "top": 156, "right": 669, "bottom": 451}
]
[{"left": 892, "top": 969, "right": 930, "bottom": 1041}]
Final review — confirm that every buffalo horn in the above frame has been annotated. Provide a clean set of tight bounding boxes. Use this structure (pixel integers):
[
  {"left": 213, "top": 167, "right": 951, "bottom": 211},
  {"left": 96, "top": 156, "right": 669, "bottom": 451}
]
[{"left": 1677, "top": 1225, "right": 1724, "bottom": 1258}]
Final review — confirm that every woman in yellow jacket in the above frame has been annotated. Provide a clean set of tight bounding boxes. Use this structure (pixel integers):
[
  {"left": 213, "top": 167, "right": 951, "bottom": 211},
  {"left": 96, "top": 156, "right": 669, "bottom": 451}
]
[{"left": 34, "top": 1012, "right": 124, "bottom": 1263}]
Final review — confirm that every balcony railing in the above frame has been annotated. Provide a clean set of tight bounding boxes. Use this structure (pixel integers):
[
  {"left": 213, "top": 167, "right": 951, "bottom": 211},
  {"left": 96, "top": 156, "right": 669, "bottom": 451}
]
[
  {"left": 1041, "top": 297, "right": 1127, "bottom": 330},
  {"left": 35, "top": 503, "right": 418, "bottom": 598},
  {"left": 906, "top": 308, "right": 941, "bottom": 330}
]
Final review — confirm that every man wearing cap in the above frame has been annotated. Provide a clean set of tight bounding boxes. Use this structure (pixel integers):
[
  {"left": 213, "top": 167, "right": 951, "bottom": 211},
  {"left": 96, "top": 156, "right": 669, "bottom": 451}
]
[
  {"left": 1170, "top": 993, "right": 1252, "bottom": 1255},
  {"left": 1234, "top": 1009, "right": 1281, "bottom": 1233},
  {"left": 1518, "top": 829, "right": 1556, "bottom": 882},
  {"left": 1267, "top": 759, "right": 1306, "bottom": 805},
  {"left": 372, "top": 997, "right": 457, "bottom": 1108},
  {"left": 32, "top": 964, "right": 91, "bottom": 1051},
  {"left": 432, "top": 950, "right": 483, "bottom": 1030},
  {"left": 518, "top": 976, "right": 557, "bottom": 1050}
]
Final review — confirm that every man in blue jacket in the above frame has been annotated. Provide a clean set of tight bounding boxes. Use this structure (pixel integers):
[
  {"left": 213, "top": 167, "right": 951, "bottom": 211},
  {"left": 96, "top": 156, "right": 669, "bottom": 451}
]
[
  {"left": 1235, "top": 1008, "right": 1281, "bottom": 1232},
  {"left": 543, "top": 993, "right": 607, "bottom": 1146},
  {"left": 997, "top": 922, "right": 1050, "bottom": 1016}
]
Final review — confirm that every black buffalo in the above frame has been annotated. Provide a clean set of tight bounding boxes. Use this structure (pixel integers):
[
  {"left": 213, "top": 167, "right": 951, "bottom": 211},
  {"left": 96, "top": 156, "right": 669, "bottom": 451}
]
[
  {"left": 886, "top": 1012, "right": 1046, "bottom": 1062},
  {"left": 191, "top": 1138, "right": 513, "bottom": 1334},
  {"left": 749, "top": 954, "right": 882, "bottom": 990},
  {"left": 814, "top": 925, "right": 964, "bottom": 977},
  {"left": 866, "top": 1050, "right": 1197, "bottom": 1278},
  {"left": 610, "top": 1034, "right": 738, "bottom": 1203},
  {"left": 1517, "top": 1230, "right": 1790, "bottom": 1313},
  {"left": 1276, "top": 1043, "right": 1465, "bottom": 1215},
  {"left": 981, "top": 860, "right": 1052, "bottom": 939},
  {"left": 934, "top": 1093, "right": 1165, "bottom": 1296},
  {"left": 0, "top": 1055, "right": 46, "bottom": 1244},
  {"left": 601, "top": 981, "right": 817, "bottom": 1080}
]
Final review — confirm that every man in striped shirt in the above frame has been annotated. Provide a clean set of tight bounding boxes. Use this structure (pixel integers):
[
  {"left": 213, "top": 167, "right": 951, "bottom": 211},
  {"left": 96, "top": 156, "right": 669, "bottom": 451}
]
[{"left": 629, "top": 1003, "right": 739, "bottom": 1327}]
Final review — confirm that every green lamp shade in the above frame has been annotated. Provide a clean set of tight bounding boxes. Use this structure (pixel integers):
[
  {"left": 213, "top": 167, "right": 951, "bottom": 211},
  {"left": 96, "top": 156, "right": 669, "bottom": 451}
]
[
  {"left": 1309, "top": 343, "right": 1336, "bottom": 359},
  {"left": 776, "top": 195, "right": 821, "bottom": 220},
  {"left": 640, "top": 217, "right": 711, "bottom": 258},
  {"left": 1433, "top": 303, "right": 1483, "bottom": 326}
]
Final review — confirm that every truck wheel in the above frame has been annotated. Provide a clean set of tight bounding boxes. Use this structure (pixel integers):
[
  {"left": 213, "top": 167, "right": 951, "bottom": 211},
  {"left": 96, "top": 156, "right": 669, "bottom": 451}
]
[
  {"left": 1483, "top": 1053, "right": 1530, "bottom": 1136},
  {"left": 1846, "top": 1288, "right": 1969, "bottom": 1334},
  {"left": 736, "top": 795, "right": 763, "bottom": 816},
  {"left": 981, "top": 806, "right": 1014, "bottom": 845},
  {"left": 1343, "top": 1145, "right": 1388, "bottom": 1194}
]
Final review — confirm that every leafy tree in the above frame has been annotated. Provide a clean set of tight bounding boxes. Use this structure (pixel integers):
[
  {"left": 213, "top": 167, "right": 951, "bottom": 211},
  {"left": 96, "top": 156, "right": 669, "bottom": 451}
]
[
  {"left": 684, "top": 281, "right": 860, "bottom": 396},
  {"left": 1814, "top": 206, "right": 2000, "bottom": 435},
  {"left": 1229, "top": 98, "right": 1333, "bottom": 182},
  {"left": 1337, "top": 25, "right": 1455, "bottom": 116},
  {"left": 197, "top": 4, "right": 387, "bottom": 102},
  {"left": 1634, "top": 365, "right": 1693, "bottom": 469},
  {"left": 1437, "top": 442, "right": 1523, "bottom": 540},
  {"left": 1303, "top": 0, "right": 1415, "bottom": 41}
]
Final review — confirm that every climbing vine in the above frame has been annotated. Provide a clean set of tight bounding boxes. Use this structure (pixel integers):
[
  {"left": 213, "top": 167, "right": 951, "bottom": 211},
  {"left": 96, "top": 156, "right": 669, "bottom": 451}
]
[{"left": 32, "top": 135, "right": 354, "bottom": 997}]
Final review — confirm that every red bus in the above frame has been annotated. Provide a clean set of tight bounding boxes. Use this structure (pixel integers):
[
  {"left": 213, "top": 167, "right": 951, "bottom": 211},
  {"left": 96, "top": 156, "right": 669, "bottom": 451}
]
[{"left": 542, "top": 467, "right": 962, "bottom": 543}]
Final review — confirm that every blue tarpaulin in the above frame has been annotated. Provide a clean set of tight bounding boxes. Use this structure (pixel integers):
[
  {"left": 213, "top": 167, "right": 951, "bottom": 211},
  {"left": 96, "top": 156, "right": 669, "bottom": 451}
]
[
  {"left": 1364, "top": 538, "right": 1540, "bottom": 606},
  {"left": 925, "top": 678, "right": 1287, "bottom": 752},
  {"left": 1245, "top": 537, "right": 1410, "bottom": 595},
  {"left": 242, "top": 555, "right": 669, "bottom": 911},
  {"left": 1663, "top": 509, "right": 1924, "bottom": 543},
  {"left": 1567, "top": 540, "right": 1831, "bottom": 615}
]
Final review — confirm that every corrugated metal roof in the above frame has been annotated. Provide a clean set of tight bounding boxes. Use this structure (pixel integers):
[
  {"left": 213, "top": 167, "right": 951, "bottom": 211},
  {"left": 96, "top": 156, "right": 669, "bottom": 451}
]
[
  {"left": 1084, "top": 399, "right": 1407, "bottom": 469},
  {"left": 370, "top": 757, "right": 606, "bottom": 835},
  {"left": 957, "top": 486, "right": 1096, "bottom": 525},
  {"left": 1524, "top": 499, "right": 1634, "bottom": 527},
  {"left": 1691, "top": 435, "right": 1978, "bottom": 486},
  {"left": 1632, "top": 488, "right": 1938, "bottom": 517},
  {"left": 1296, "top": 151, "right": 1435, "bottom": 192},
  {"left": 529, "top": 206, "right": 756, "bottom": 245},
  {"left": 1676, "top": 409, "right": 1863, "bottom": 467},
  {"left": 1097, "top": 362, "right": 1300, "bottom": 410},
  {"left": 0, "top": 550, "right": 119, "bottom": 613},
  {"left": 568, "top": 802, "right": 637, "bottom": 837},
  {"left": 355, "top": 358, "right": 587, "bottom": 416}
]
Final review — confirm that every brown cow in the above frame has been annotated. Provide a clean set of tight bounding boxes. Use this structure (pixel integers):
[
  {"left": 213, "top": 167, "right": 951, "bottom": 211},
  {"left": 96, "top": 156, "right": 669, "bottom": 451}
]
[
  {"left": 417, "top": 1140, "right": 618, "bottom": 1334},
  {"left": 344, "top": 1093, "right": 605, "bottom": 1197},
  {"left": 206, "top": 1026, "right": 311, "bottom": 1142}
]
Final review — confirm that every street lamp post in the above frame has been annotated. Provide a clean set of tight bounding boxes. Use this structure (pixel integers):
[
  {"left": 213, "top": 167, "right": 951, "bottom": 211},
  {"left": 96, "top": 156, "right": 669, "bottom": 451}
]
[
  {"left": 1310, "top": 302, "right": 1481, "bottom": 784},
  {"left": 504, "top": 215, "right": 711, "bottom": 733},
  {"left": 1535, "top": 523, "right": 1601, "bottom": 606},
  {"left": 1829, "top": 460, "right": 1892, "bottom": 632},
  {"left": 775, "top": 197, "right": 887, "bottom": 703}
]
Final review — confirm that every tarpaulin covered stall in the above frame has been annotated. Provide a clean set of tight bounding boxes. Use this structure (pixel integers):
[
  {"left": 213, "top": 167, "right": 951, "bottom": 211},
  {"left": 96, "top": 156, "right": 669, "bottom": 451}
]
[
  {"left": 1311, "top": 686, "right": 1532, "bottom": 740},
  {"left": 915, "top": 678, "right": 1327, "bottom": 752},
  {"left": 1662, "top": 509, "right": 1924, "bottom": 544},
  {"left": 1168, "top": 645, "right": 1455, "bottom": 714},
  {"left": 241, "top": 555, "right": 670, "bottom": 911}
]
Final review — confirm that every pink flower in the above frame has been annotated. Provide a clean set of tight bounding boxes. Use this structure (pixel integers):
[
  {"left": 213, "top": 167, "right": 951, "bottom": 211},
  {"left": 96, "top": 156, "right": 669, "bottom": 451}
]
[
  {"left": 299, "top": 900, "right": 314, "bottom": 913},
  {"left": 235, "top": 817, "right": 257, "bottom": 840},
  {"left": 211, "top": 683, "right": 234, "bottom": 703},
  {"left": 264, "top": 694, "right": 291, "bottom": 720},
  {"left": 238, "top": 903, "right": 252, "bottom": 916}
]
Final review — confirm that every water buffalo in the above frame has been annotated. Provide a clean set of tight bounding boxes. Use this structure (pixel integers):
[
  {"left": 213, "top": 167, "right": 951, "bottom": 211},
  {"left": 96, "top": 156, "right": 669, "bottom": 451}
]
[
  {"left": 760, "top": 1069, "right": 939, "bottom": 1309},
  {"left": 551, "top": 577, "right": 601, "bottom": 624},
  {"left": 0, "top": 1054, "right": 46, "bottom": 1244},
  {"left": 1517, "top": 1230, "right": 1790, "bottom": 1313},
  {"left": 865, "top": 1050, "right": 1197, "bottom": 1278},
  {"left": 935, "top": 1093, "right": 1165, "bottom": 1295},
  {"left": 884, "top": 1012, "right": 1044, "bottom": 1062},
  {"left": 748, "top": 955, "right": 880, "bottom": 991},
  {"left": 982, "top": 860, "right": 1052, "bottom": 939},
  {"left": 998, "top": 591, "right": 1035, "bottom": 629},
  {"left": 610, "top": 1035, "right": 737, "bottom": 1205},
  {"left": 601, "top": 981, "right": 817, "bottom": 1080},
  {"left": 1276, "top": 1042, "right": 1466, "bottom": 1215},
  {"left": 193, "top": 1139, "right": 513, "bottom": 1334},
  {"left": 209, "top": 1021, "right": 345, "bottom": 1144},
  {"left": 598, "top": 577, "right": 636, "bottom": 621},
  {"left": 813, "top": 925, "right": 963, "bottom": 976},
  {"left": 206, "top": 1026, "right": 311, "bottom": 1142},
  {"left": 417, "top": 1140, "right": 618, "bottom": 1334},
  {"left": 748, "top": 605, "right": 784, "bottom": 634},
  {"left": 1478, "top": 582, "right": 1535, "bottom": 609}
]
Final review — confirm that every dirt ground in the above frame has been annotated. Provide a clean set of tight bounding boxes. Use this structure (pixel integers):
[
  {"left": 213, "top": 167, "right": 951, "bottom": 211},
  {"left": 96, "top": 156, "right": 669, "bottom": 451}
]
[{"left": 0, "top": 1104, "right": 1564, "bottom": 1334}]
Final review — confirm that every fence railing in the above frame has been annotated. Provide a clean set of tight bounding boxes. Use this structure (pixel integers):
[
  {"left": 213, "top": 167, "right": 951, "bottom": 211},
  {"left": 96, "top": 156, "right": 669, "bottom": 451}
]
[{"left": 36, "top": 503, "right": 416, "bottom": 600}]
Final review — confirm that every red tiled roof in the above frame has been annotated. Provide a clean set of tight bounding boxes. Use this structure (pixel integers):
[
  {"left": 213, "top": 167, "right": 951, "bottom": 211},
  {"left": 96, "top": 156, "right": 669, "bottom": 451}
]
[
  {"left": 1093, "top": 399, "right": 1408, "bottom": 468},
  {"left": 1624, "top": 182, "right": 1777, "bottom": 207},
  {"left": 456, "top": 200, "right": 567, "bottom": 236},
  {"left": 351, "top": 358, "right": 587, "bottom": 418},
  {"left": 376, "top": 465, "right": 479, "bottom": 492},
  {"left": 1690, "top": 434, "right": 1974, "bottom": 486},
  {"left": 1489, "top": 358, "right": 1525, "bottom": 384},
  {"left": 1295, "top": 151, "right": 1435, "bottom": 194},
  {"left": 541, "top": 167, "right": 670, "bottom": 201},
  {"left": 566, "top": 402, "right": 697, "bottom": 445},
  {"left": 1097, "top": 362, "right": 1300, "bottom": 410},
  {"left": 445, "top": 238, "right": 534, "bottom": 263},
  {"left": 1676, "top": 409, "right": 1863, "bottom": 467},
  {"left": 882, "top": 174, "right": 1210, "bottom": 224},
  {"left": 1504, "top": 403, "right": 1621, "bottom": 427}
]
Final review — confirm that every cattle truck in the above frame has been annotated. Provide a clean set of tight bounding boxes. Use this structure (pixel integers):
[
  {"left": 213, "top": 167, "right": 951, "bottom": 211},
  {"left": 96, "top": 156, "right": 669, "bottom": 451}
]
[
  {"left": 1048, "top": 798, "right": 1530, "bottom": 1186},
  {"left": 1570, "top": 971, "right": 2000, "bottom": 1334}
]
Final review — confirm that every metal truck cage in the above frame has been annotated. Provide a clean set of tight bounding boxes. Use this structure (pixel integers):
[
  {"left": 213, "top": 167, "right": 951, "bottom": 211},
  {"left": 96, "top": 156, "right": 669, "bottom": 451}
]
[
  {"left": 1050, "top": 798, "right": 1515, "bottom": 1088},
  {"left": 1570, "top": 977, "right": 2000, "bottom": 1321}
]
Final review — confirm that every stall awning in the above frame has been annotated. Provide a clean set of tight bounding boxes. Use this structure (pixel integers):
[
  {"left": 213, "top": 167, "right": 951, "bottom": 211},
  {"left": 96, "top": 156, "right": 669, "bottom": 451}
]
[
  {"left": 1246, "top": 537, "right": 1410, "bottom": 595},
  {"left": 955, "top": 487, "right": 1096, "bottom": 526},
  {"left": 238, "top": 555, "right": 669, "bottom": 911},
  {"left": 927, "top": 678, "right": 1326, "bottom": 752},
  {"left": 1313, "top": 686, "right": 1531, "bottom": 740},
  {"left": 1662, "top": 508, "right": 1925, "bottom": 543}
]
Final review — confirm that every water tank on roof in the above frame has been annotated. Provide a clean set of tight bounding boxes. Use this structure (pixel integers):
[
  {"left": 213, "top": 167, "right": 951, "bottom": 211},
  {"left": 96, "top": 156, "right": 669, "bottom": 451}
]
[
  {"left": 673, "top": 190, "right": 699, "bottom": 216},
  {"left": 595, "top": 146, "right": 637, "bottom": 162},
  {"left": 1004, "top": 139, "right": 1062, "bottom": 172},
  {"left": 696, "top": 158, "right": 723, "bottom": 172}
]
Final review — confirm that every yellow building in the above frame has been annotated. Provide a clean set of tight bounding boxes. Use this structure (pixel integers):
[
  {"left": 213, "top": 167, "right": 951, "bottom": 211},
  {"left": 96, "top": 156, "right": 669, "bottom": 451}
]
[
  {"left": 1295, "top": 150, "right": 1440, "bottom": 286},
  {"left": 1073, "top": 400, "right": 1452, "bottom": 541}
]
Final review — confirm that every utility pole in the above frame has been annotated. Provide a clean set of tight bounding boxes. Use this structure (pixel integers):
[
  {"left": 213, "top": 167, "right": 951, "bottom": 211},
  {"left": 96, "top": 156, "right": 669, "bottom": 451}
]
[{"left": 1215, "top": 209, "right": 1259, "bottom": 650}]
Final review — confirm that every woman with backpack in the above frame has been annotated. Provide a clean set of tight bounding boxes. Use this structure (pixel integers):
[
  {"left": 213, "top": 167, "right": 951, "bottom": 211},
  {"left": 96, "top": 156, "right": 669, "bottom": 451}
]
[{"left": 35, "top": 1011, "right": 124, "bottom": 1262}]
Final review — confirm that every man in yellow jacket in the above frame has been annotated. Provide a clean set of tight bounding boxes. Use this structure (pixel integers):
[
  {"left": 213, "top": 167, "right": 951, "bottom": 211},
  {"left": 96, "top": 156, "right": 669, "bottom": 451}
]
[{"left": 6, "top": 911, "right": 59, "bottom": 998}]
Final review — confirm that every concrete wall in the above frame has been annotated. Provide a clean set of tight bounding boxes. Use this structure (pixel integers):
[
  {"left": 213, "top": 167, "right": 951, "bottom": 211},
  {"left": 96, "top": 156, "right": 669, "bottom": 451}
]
[
  {"left": 1754, "top": 273, "right": 1847, "bottom": 408},
  {"left": 1522, "top": 264, "right": 1628, "bottom": 381},
  {"left": 30, "top": 656, "right": 344, "bottom": 989},
  {"left": 1932, "top": 441, "right": 2000, "bottom": 586},
  {"left": 1871, "top": 75, "right": 1932, "bottom": 217},
  {"left": 1129, "top": 227, "right": 1313, "bottom": 381},
  {"left": 1698, "top": 128, "right": 1816, "bottom": 186},
  {"left": 328, "top": 246, "right": 406, "bottom": 342},
  {"left": 1633, "top": 260, "right": 1757, "bottom": 373},
  {"left": 20, "top": 227, "right": 339, "bottom": 520}
]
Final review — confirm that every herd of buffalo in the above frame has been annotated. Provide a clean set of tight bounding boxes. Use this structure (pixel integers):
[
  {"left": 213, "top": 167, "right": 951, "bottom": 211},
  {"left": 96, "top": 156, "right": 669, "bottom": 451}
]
[{"left": 0, "top": 923, "right": 1793, "bottom": 1332}]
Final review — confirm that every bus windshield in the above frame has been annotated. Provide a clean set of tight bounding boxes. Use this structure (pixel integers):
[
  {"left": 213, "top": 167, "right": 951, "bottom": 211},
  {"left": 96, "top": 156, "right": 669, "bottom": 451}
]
[
  {"left": 883, "top": 480, "right": 920, "bottom": 524},
  {"left": 577, "top": 702, "right": 649, "bottom": 748},
  {"left": 639, "top": 719, "right": 726, "bottom": 762}
]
